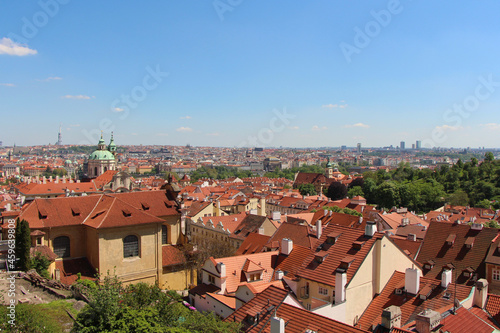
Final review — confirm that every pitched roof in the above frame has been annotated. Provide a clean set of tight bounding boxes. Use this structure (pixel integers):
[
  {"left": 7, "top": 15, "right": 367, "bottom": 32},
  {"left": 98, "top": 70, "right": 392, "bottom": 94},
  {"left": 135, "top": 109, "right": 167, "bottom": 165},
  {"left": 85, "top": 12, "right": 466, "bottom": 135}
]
[
  {"left": 55, "top": 257, "right": 96, "bottom": 285},
  {"left": 357, "top": 271, "right": 473, "bottom": 330},
  {"left": 226, "top": 285, "right": 368, "bottom": 332},
  {"left": 235, "top": 233, "right": 271, "bottom": 255},
  {"left": 439, "top": 306, "right": 497, "bottom": 333},
  {"left": 266, "top": 222, "right": 316, "bottom": 249},
  {"left": 162, "top": 245, "right": 186, "bottom": 267},
  {"left": 416, "top": 221, "right": 498, "bottom": 284},
  {"left": 274, "top": 245, "right": 311, "bottom": 280},
  {"left": 232, "top": 215, "right": 270, "bottom": 240},
  {"left": 211, "top": 251, "right": 279, "bottom": 294},
  {"left": 390, "top": 237, "right": 422, "bottom": 259},
  {"left": 296, "top": 224, "right": 383, "bottom": 287}
]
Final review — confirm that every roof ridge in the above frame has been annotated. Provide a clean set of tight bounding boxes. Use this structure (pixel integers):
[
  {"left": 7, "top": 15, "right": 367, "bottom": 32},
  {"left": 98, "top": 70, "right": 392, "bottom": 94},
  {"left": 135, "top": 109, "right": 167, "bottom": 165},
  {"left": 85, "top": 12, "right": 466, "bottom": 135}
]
[{"left": 82, "top": 194, "right": 106, "bottom": 226}]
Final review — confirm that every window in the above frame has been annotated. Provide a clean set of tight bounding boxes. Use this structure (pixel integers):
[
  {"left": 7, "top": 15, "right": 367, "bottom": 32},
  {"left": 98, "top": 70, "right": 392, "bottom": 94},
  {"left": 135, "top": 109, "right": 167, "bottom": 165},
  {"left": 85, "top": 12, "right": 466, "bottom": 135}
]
[
  {"left": 319, "top": 287, "right": 328, "bottom": 295},
  {"left": 123, "top": 235, "right": 139, "bottom": 258},
  {"left": 53, "top": 236, "right": 70, "bottom": 258},
  {"left": 162, "top": 225, "right": 168, "bottom": 245},
  {"left": 493, "top": 268, "right": 500, "bottom": 281},
  {"left": 36, "top": 237, "right": 42, "bottom": 245},
  {"left": 249, "top": 273, "right": 261, "bottom": 281},
  {"left": 94, "top": 167, "right": 98, "bottom": 175},
  {"left": 208, "top": 275, "right": 215, "bottom": 284}
]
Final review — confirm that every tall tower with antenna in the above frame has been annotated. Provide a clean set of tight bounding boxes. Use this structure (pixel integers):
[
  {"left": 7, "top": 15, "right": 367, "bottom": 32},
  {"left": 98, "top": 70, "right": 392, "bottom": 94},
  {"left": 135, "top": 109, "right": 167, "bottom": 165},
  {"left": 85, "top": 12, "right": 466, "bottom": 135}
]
[{"left": 56, "top": 124, "right": 63, "bottom": 145}]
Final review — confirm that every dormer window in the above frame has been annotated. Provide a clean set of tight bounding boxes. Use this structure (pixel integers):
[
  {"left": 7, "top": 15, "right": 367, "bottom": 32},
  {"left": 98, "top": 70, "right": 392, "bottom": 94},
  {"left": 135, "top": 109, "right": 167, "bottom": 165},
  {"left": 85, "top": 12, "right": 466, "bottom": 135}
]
[
  {"left": 418, "top": 284, "right": 434, "bottom": 300},
  {"left": 424, "top": 260, "right": 435, "bottom": 270},
  {"left": 326, "top": 231, "right": 341, "bottom": 245},
  {"left": 339, "top": 255, "right": 355, "bottom": 270},
  {"left": 352, "top": 241, "right": 365, "bottom": 250},
  {"left": 314, "top": 251, "right": 328, "bottom": 263},
  {"left": 463, "top": 267, "right": 474, "bottom": 278},
  {"left": 71, "top": 207, "right": 81, "bottom": 216},
  {"left": 465, "top": 237, "right": 475, "bottom": 249},
  {"left": 38, "top": 207, "right": 48, "bottom": 219},
  {"left": 122, "top": 209, "right": 132, "bottom": 217},
  {"left": 141, "top": 202, "right": 150, "bottom": 210},
  {"left": 446, "top": 234, "right": 456, "bottom": 246}
]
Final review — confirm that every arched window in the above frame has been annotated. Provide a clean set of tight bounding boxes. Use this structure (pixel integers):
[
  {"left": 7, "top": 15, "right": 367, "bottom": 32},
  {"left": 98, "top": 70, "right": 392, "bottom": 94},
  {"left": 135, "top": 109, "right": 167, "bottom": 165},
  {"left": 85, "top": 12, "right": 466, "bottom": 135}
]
[
  {"left": 53, "top": 236, "right": 70, "bottom": 258},
  {"left": 94, "top": 167, "right": 98, "bottom": 176},
  {"left": 162, "top": 225, "right": 168, "bottom": 245},
  {"left": 123, "top": 235, "right": 139, "bottom": 258},
  {"left": 104, "top": 166, "right": 108, "bottom": 172}
]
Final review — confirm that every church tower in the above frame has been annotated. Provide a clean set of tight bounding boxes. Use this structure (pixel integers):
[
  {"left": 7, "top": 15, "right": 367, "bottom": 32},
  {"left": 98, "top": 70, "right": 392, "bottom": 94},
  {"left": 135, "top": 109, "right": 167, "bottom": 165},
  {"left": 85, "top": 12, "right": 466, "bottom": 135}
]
[
  {"left": 87, "top": 133, "right": 117, "bottom": 178},
  {"left": 325, "top": 157, "right": 334, "bottom": 179}
]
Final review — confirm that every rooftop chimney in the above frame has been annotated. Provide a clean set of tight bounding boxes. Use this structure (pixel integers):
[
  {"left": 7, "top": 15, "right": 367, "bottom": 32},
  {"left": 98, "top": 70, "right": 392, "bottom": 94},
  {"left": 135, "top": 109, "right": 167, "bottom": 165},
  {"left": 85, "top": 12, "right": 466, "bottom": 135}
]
[
  {"left": 441, "top": 269, "right": 452, "bottom": 288},
  {"left": 275, "top": 269, "right": 284, "bottom": 280},
  {"left": 473, "top": 279, "right": 489, "bottom": 309},
  {"left": 405, "top": 268, "right": 420, "bottom": 295},
  {"left": 415, "top": 309, "right": 441, "bottom": 333},
  {"left": 272, "top": 211, "right": 281, "bottom": 221},
  {"left": 270, "top": 316, "right": 285, "bottom": 333},
  {"left": 382, "top": 305, "right": 402, "bottom": 329},
  {"left": 281, "top": 238, "right": 293, "bottom": 256},
  {"left": 317, "top": 220, "right": 322, "bottom": 239},
  {"left": 335, "top": 270, "right": 347, "bottom": 304},
  {"left": 365, "top": 221, "right": 377, "bottom": 237}
]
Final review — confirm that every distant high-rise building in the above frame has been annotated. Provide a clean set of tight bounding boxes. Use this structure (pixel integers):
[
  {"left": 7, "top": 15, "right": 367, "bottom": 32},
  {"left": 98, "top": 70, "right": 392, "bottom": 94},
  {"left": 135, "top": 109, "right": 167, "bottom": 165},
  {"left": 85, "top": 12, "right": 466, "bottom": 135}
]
[
  {"left": 412, "top": 143, "right": 415, "bottom": 149},
  {"left": 400, "top": 141, "right": 405, "bottom": 150},
  {"left": 56, "top": 124, "right": 63, "bottom": 146},
  {"left": 0, "top": 141, "right": 2, "bottom": 147},
  {"left": 357, "top": 143, "right": 361, "bottom": 154},
  {"left": 341, "top": 145, "right": 347, "bottom": 150},
  {"left": 416, "top": 140, "right": 421, "bottom": 149}
]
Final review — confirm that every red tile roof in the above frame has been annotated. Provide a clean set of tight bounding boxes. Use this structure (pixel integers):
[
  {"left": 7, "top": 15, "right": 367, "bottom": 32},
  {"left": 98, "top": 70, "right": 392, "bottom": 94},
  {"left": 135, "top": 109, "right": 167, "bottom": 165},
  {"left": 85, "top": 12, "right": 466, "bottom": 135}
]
[
  {"left": 226, "top": 285, "right": 368, "bottom": 332},
  {"left": 296, "top": 224, "right": 383, "bottom": 287},
  {"left": 235, "top": 233, "right": 271, "bottom": 255},
  {"left": 440, "top": 306, "right": 496, "bottom": 332},
  {"left": 416, "top": 221, "right": 499, "bottom": 284},
  {"left": 162, "top": 245, "right": 186, "bottom": 267},
  {"left": 55, "top": 258, "right": 96, "bottom": 285},
  {"left": 357, "top": 271, "right": 473, "bottom": 330}
]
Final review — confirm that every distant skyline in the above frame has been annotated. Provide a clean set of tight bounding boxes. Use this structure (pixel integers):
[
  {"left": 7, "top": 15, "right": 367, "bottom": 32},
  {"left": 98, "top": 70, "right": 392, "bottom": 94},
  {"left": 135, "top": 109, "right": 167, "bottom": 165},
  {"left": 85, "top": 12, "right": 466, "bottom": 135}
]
[{"left": 1, "top": 1, "right": 500, "bottom": 148}]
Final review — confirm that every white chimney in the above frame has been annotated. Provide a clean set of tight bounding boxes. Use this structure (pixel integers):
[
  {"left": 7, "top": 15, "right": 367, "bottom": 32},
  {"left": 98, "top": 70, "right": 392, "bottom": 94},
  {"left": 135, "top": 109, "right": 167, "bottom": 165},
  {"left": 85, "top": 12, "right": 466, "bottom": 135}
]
[
  {"left": 405, "top": 268, "right": 421, "bottom": 295},
  {"left": 275, "top": 269, "right": 284, "bottom": 280},
  {"left": 5, "top": 203, "right": 11, "bottom": 212},
  {"left": 281, "top": 238, "right": 293, "bottom": 255},
  {"left": 272, "top": 211, "right": 281, "bottom": 221},
  {"left": 441, "top": 269, "right": 452, "bottom": 288},
  {"left": 382, "top": 306, "right": 402, "bottom": 329},
  {"left": 365, "top": 221, "right": 377, "bottom": 237},
  {"left": 317, "top": 220, "right": 322, "bottom": 239},
  {"left": 270, "top": 316, "right": 285, "bottom": 333},
  {"left": 217, "top": 262, "right": 227, "bottom": 294},
  {"left": 335, "top": 271, "right": 347, "bottom": 304},
  {"left": 258, "top": 227, "right": 264, "bottom": 235},
  {"left": 323, "top": 209, "right": 328, "bottom": 216},
  {"left": 473, "top": 279, "right": 489, "bottom": 309}
]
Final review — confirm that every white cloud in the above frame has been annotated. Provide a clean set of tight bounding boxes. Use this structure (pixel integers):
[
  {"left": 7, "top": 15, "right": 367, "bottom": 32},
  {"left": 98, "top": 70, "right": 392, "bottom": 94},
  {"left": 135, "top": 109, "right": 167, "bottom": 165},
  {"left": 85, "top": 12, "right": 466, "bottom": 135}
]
[
  {"left": 0, "top": 83, "right": 15, "bottom": 87},
  {"left": 61, "top": 95, "right": 93, "bottom": 100},
  {"left": 38, "top": 76, "right": 62, "bottom": 82},
  {"left": 434, "top": 125, "right": 463, "bottom": 131},
  {"left": 0, "top": 38, "right": 37, "bottom": 56},
  {"left": 207, "top": 132, "right": 220, "bottom": 136},
  {"left": 480, "top": 123, "right": 500, "bottom": 131},
  {"left": 176, "top": 127, "right": 193, "bottom": 132},
  {"left": 180, "top": 116, "right": 192, "bottom": 120},
  {"left": 113, "top": 107, "right": 124, "bottom": 112},
  {"left": 312, "top": 125, "right": 328, "bottom": 131},
  {"left": 288, "top": 126, "right": 299, "bottom": 130},
  {"left": 322, "top": 103, "right": 348, "bottom": 109},
  {"left": 344, "top": 123, "right": 370, "bottom": 129}
]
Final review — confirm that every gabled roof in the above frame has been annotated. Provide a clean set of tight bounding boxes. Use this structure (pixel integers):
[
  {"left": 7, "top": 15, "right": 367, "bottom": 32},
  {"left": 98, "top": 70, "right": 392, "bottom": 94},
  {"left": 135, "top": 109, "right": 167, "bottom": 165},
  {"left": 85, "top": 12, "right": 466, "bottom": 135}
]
[
  {"left": 357, "top": 271, "right": 473, "bottom": 330},
  {"left": 266, "top": 222, "right": 316, "bottom": 250},
  {"left": 439, "top": 306, "right": 497, "bottom": 332},
  {"left": 209, "top": 251, "right": 279, "bottom": 294},
  {"left": 416, "top": 221, "right": 498, "bottom": 284},
  {"left": 232, "top": 215, "right": 270, "bottom": 240},
  {"left": 162, "top": 245, "right": 186, "bottom": 267},
  {"left": 274, "top": 245, "right": 311, "bottom": 280},
  {"left": 296, "top": 224, "right": 383, "bottom": 287},
  {"left": 235, "top": 233, "right": 271, "bottom": 255},
  {"left": 226, "top": 285, "right": 368, "bottom": 332}
]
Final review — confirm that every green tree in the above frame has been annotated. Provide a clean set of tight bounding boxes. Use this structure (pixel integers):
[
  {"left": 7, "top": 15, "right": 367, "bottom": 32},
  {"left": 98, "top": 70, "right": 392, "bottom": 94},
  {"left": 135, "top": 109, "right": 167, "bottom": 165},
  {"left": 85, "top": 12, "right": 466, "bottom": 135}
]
[
  {"left": 298, "top": 183, "right": 316, "bottom": 196},
  {"left": 476, "top": 199, "right": 491, "bottom": 209},
  {"left": 347, "top": 186, "right": 364, "bottom": 198},
  {"left": 326, "top": 182, "right": 348, "bottom": 200},
  {"left": 31, "top": 252, "right": 51, "bottom": 279},
  {"left": 447, "top": 190, "right": 469, "bottom": 206},
  {"left": 15, "top": 219, "right": 31, "bottom": 271}
]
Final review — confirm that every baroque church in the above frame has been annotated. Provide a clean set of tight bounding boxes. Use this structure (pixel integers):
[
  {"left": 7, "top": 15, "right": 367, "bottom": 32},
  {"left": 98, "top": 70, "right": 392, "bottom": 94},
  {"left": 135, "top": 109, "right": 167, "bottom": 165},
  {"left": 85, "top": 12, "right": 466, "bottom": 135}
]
[{"left": 85, "top": 133, "right": 117, "bottom": 178}]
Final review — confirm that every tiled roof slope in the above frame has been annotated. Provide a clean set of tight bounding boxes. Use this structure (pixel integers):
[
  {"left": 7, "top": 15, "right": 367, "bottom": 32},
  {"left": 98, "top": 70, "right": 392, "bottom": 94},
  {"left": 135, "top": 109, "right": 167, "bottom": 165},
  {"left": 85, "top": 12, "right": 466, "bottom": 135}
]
[
  {"left": 296, "top": 224, "right": 383, "bottom": 287},
  {"left": 357, "top": 271, "right": 473, "bottom": 330},
  {"left": 266, "top": 222, "right": 316, "bottom": 249},
  {"left": 235, "top": 233, "right": 271, "bottom": 255},
  {"left": 416, "top": 221, "right": 498, "bottom": 284},
  {"left": 274, "top": 245, "right": 311, "bottom": 280},
  {"left": 390, "top": 237, "right": 422, "bottom": 259},
  {"left": 226, "top": 285, "right": 368, "bottom": 333},
  {"left": 439, "top": 306, "right": 497, "bottom": 333}
]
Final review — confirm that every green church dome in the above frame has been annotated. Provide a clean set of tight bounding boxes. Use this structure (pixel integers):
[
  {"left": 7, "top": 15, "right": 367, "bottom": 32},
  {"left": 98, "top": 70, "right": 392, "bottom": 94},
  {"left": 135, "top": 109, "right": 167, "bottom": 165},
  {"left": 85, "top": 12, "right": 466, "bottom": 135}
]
[{"left": 89, "top": 150, "right": 115, "bottom": 160}]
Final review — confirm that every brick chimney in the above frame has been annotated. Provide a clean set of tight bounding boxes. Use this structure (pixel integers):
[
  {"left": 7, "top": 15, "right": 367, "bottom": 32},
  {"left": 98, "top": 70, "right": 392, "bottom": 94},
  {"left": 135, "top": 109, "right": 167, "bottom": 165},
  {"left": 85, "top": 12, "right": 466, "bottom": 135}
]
[
  {"left": 415, "top": 309, "right": 441, "bottom": 333},
  {"left": 473, "top": 279, "right": 489, "bottom": 309},
  {"left": 382, "top": 305, "right": 401, "bottom": 329}
]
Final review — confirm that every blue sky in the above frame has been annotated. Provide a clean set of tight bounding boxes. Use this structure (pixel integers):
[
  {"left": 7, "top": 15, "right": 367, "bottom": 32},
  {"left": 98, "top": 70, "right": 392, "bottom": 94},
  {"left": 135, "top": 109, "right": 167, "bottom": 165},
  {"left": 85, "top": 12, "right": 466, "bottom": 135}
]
[{"left": 1, "top": 1, "right": 500, "bottom": 148}]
